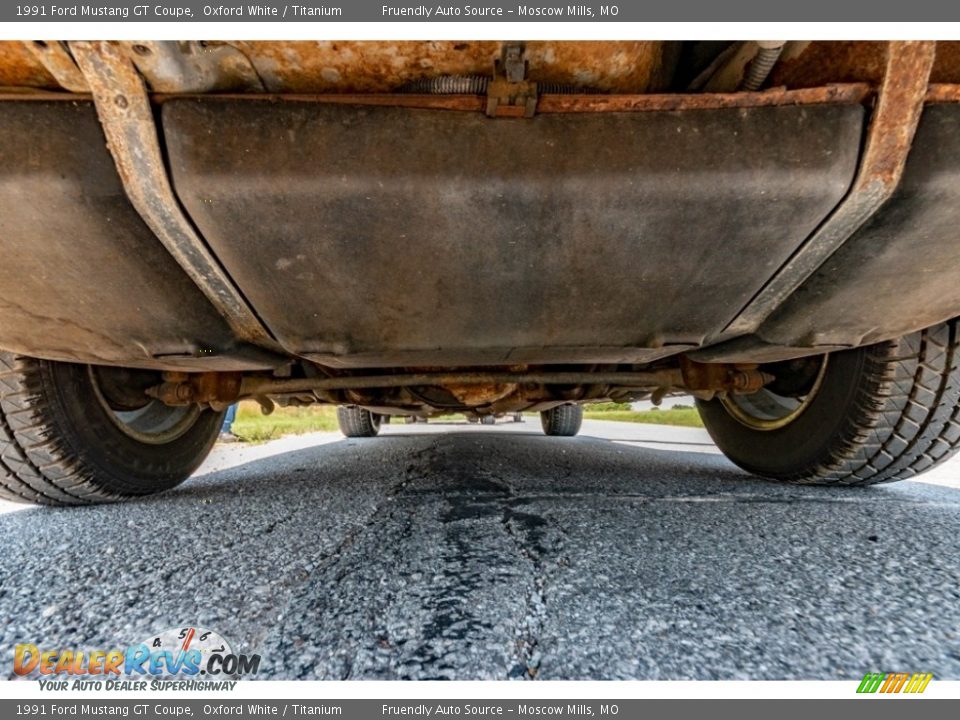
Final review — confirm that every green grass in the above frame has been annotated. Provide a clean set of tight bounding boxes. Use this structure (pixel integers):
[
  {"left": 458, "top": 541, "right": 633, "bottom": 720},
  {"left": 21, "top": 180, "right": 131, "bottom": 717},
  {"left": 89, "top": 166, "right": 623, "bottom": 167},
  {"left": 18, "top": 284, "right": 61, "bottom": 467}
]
[
  {"left": 581, "top": 402, "right": 633, "bottom": 412},
  {"left": 232, "top": 402, "right": 340, "bottom": 442},
  {"left": 583, "top": 405, "right": 704, "bottom": 428}
]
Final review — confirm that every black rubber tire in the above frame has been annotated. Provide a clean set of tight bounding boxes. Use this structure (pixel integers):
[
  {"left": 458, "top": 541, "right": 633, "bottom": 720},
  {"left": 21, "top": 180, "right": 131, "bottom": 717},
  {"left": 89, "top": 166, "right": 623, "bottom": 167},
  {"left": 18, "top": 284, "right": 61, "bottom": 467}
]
[
  {"left": 540, "top": 405, "right": 583, "bottom": 436},
  {"left": 480, "top": 416, "right": 496, "bottom": 425},
  {"left": 0, "top": 352, "right": 223, "bottom": 506},
  {"left": 697, "top": 319, "right": 960, "bottom": 485},
  {"left": 337, "top": 406, "right": 381, "bottom": 437}
]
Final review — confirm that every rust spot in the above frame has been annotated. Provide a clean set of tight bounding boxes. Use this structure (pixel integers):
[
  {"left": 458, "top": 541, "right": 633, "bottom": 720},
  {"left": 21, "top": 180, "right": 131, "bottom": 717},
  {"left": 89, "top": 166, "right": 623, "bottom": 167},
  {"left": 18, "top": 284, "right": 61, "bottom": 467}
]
[
  {"left": 229, "top": 41, "right": 667, "bottom": 94},
  {"left": 445, "top": 383, "right": 518, "bottom": 406},
  {"left": 537, "top": 83, "right": 871, "bottom": 113},
  {"left": 858, "top": 42, "right": 938, "bottom": 192},
  {"left": 926, "top": 83, "right": 960, "bottom": 102},
  {"left": 0, "top": 91, "right": 92, "bottom": 101},
  {"left": 0, "top": 41, "right": 58, "bottom": 89},
  {"left": 525, "top": 41, "right": 669, "bottom": 92},
  {"left": 769, "top": 41, "right": 888, "bottom": 89},
  {"left": 769, "top": 40, "right": 960, "bottom": 89},
  {"left": 680, "top": 357, "right": 772, "bottom": 395},
  {"left": 150, "top": 371, "right": 242, "bottom": 406},
  {"left": 26, "top": 40, "right": 88, "bottom": 91},
  {"left": 931, "top": 42, "right": 960, "bottom": 83},
  {"left": 153, "top": 92, "right": 487, "bottom": 112}
]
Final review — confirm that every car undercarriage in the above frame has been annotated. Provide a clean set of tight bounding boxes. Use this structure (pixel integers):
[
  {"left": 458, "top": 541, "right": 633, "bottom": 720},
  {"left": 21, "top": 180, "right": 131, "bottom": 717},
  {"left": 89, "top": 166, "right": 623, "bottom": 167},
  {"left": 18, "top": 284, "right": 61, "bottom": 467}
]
[{"left": 1, "top": 40, "right": 959, "bottom": 502}]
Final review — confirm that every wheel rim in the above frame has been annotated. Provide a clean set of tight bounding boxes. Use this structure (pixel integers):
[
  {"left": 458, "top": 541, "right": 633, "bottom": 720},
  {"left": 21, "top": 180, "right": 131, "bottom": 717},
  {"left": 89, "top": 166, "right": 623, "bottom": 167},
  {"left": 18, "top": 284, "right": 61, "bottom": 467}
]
[
  {"left": 89, "top": 367, "right": 201, "bottom": 445},
  {"left": 718, "top": 356, "right": 828, "bottom": 431}
]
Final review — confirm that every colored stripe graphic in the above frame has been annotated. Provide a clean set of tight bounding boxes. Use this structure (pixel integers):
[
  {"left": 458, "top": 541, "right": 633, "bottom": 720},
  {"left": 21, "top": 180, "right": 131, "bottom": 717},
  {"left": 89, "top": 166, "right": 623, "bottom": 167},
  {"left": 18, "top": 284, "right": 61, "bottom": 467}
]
[
  {"left": 857, "top": 672, "right": 932, "bottom": 694},
  {"left": 904, "top": 673, "right": 934, "bottom": 693},
  {"left": 882, "top": 672, "right": 906, "bottom": 693},
  {"left": 857, "top": 673, "right": 885, "bottom": 693}
]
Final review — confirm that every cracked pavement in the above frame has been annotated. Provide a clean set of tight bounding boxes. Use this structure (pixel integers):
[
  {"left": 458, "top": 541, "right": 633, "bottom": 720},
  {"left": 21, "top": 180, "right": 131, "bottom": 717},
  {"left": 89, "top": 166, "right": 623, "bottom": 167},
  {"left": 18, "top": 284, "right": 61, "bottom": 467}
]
[{"left": 1, "top": 419, "right": 960, "bottom": 680}]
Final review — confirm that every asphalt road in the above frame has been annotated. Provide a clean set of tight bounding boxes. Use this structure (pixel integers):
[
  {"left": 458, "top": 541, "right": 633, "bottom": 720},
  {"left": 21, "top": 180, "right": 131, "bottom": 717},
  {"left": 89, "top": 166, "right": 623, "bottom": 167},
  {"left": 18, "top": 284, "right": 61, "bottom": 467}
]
[{"left": 2, "top": 419, "right": 959, "bottom": 681}]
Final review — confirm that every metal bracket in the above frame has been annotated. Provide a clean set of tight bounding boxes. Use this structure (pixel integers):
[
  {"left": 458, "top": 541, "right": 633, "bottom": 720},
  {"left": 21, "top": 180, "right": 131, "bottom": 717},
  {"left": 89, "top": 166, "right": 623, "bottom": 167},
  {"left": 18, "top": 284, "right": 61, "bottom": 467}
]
[
  {"left": 486, "top": 43, "right": 538, "bottom": 118},
  {"left": 25, "top": 40, "right": 88, "bottom": 92},
  {"left": 120, "top": 41, "right": 265, "bottom": 93},
  {"left": 69, "top": 41, "right": 280, "bottom": 352},
  {"left": 721, "top": 41, "right": 937, "bottom": 338}
]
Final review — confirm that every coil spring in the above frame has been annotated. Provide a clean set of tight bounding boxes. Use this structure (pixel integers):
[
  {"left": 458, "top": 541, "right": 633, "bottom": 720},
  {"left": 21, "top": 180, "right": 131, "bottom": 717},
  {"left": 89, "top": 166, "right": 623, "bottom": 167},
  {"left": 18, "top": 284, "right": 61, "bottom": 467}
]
[{"left": 398, "top": 75, "right": 601, "bottom": 95}]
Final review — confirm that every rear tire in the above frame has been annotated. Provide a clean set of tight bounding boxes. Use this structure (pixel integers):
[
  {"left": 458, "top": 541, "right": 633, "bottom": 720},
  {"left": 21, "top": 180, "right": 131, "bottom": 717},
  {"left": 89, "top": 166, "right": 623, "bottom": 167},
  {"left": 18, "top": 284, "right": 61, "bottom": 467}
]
[
  {"left": 337, "top": 406, "right": 382, "bottom": 437},
  {"left": 0, "top": 352, "right": 223, "bottom": 505},
  {"left": 541, "top": 405, "right": 583, "bottom": 436},
  {"left": 697, "top": 318, "right": 960, "bottom": 485},
  {"left": 480, "top": 415, "right": 496, "bottom": 425}
]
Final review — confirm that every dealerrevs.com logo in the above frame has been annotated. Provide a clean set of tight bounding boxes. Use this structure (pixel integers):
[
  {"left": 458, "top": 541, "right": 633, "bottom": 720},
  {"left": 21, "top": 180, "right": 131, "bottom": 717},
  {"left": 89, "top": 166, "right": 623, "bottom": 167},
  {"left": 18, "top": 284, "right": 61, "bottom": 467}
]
[{"left": 14, "top": 627, "right": 260, "bottom": 691}]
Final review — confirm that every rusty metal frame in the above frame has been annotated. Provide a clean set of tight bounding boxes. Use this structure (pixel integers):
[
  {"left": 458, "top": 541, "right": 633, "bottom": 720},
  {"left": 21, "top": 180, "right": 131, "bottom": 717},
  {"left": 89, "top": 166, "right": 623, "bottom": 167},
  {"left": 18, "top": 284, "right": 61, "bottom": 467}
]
[
  {"left": 238, "top": 370, "right": 684, "bottom": 397},
  {"left": 722, "top": 41, "right": 937, "bottom": 338},
  {"left": 25, "top": 41, "right": 88, "bottom": 92},
  {"left": 925, "top": 84, "right": 960, "bottom": 102},
  {"left": 237, "top": 365, "right": 772, "bottom": 398},
  {"left": 536, "top": 84, "right": 870, "bottom": 112},
  {"left": 144, "top": 362, "right": 774, "bottom": 406},
  {"left": 153, "top": 92, "right": 489, "bottom": 111},
  {"left": 118, "top": 40, "right": 265, "bottom": 93},
  {"left": 0, "top": 91, "right": 91, "bottom": 100},
  {"left": 148, "top": 83, "right": 871, "bottom": 114},
  {"left": 0, "top": 84, "right": 871, "bottom": 114},
  {"left": 69, "top": 40, "right": 280, "bottom": 352}
]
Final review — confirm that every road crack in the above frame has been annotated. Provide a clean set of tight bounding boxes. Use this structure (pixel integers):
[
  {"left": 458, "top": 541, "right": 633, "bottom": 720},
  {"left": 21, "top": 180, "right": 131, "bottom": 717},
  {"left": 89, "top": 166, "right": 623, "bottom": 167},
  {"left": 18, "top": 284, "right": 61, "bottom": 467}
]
[
  {"left": 500, "top": 503, "right": 550, "bottom": 679},
  {"left": 467, "top": 460, "right": 562, "bottom": 681}
]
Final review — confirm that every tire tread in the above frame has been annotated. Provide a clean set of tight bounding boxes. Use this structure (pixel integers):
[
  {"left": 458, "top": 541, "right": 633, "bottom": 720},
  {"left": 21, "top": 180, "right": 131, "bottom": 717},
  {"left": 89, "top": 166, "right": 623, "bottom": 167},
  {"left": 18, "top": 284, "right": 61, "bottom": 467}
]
[
  {"left": 0, "top": 352, "right": 103, "bottom": 504},
  {"left": 0, "top": 351, "right": 220, "bottom": 505},
  {"left": 337, "top": 406, "right": 380, "bottom": 438},
  {"left": 541, "top": 405, "right": 583, "bottom": 437},
  {"left": 788, "top": 320, "right": 960, "bottom": 485}
]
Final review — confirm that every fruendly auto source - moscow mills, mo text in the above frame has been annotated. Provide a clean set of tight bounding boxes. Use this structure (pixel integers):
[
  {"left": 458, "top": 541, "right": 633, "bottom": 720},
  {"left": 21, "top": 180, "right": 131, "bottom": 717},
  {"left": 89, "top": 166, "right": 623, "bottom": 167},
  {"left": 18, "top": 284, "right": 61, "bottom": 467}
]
[
  {"left": 381, "top": 5, "right": 617, "bottom": 17},
  {"left": 14, "top": 3, "right": 618, "bottom": 18}
]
